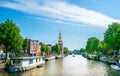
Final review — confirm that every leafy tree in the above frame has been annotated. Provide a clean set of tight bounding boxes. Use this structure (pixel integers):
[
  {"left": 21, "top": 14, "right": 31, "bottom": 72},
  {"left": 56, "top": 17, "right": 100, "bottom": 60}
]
[
  {"left": 80, "top": 48, "right": 86, "bottom": 53},
  {"left": 55, "top": 44, "right": 60, "bottom": 54},
  {"left": 51, "top": 44, "right": 60, "bottom": 54},
  {"left": 99, "top": 41, "right": 108, "bottom": 53},
  {"left": 46, "top": 46, "right": 50, "bottom": 55},
  {"left": 41, "top": 44, "right": 46, "bottom": 56},
  {"left": 0, "top": 19, "right": 23, "bottom": 61},
  {"left": 41, "top": 44, "right": 50, "bottom": 56},
  {"left": 22, "top": 38, "right": 28, "bottom": 53},
  {"left": 63, "top": 47, "right": 68, "bottom": 54},
  {"left": 86, "top": 37, "right": 102, "bottom": 54},
  {"left": 104, "top": 22, "right": 120, "bottom": 53},
  {"left": 51, "top": 45, "right": 56, "bottom": 54}
]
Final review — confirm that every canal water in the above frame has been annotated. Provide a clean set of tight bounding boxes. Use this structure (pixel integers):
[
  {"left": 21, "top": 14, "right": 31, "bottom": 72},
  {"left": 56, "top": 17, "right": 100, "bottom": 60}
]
[{"left": 0, "top": 55, "right": 120, "bottom": 76}]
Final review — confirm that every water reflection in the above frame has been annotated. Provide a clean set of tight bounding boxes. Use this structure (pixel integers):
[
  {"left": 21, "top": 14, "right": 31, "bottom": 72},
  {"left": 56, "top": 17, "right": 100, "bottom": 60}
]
[{"left": 0, "top": 55, "right": 120, "bottom": 76}]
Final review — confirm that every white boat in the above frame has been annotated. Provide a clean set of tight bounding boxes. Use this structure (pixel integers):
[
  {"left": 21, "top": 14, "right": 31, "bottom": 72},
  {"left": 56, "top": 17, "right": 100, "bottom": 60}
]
[
  {"left": 111, "top": 65, "right": 120, "bottom": 71},
  {"left": 55, "top": 55, "right": 64, "bottom": 59},
  {"left": 45, "top": 56, "right": 55, "bottom": 61},
  {"left": 9, "top": 56, "right": 45, "bottom": 72},
  {"left": 72, "top": 53, "right": 75, "bottom": 57}
]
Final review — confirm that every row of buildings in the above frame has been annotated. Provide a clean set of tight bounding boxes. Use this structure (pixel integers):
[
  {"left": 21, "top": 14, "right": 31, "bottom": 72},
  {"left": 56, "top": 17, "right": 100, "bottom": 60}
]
[
  {"left": 27, "top": 32, "right": 63, "bottom": 55},
  {"left": 0, "top": 32, "right": 63, "bottom": 58},
  {"left": 26, "top": 39, "right": 52, "bottom": 55}
]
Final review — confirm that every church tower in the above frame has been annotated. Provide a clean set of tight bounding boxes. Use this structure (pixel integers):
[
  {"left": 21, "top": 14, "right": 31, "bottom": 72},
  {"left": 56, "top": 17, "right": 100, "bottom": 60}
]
[{"left": 58, "top": 32, "right": 63, "bottom": 55}]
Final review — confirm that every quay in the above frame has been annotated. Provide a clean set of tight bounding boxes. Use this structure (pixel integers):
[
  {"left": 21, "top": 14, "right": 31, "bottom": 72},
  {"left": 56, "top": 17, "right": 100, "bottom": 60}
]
[{"left": 82, "top": 53, "right": 120, "bottom": 71}]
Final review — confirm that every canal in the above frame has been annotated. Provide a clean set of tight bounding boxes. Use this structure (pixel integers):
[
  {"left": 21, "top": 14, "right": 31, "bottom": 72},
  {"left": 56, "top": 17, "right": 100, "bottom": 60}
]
[{"left": 0, "top": 55, "right": 120, "bottom": 76}]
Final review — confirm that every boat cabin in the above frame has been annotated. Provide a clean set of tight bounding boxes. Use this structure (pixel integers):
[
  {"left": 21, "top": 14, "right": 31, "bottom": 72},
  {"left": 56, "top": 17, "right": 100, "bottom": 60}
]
[{"left": 9, "top": 56, "right": 45, "bottom": 72}]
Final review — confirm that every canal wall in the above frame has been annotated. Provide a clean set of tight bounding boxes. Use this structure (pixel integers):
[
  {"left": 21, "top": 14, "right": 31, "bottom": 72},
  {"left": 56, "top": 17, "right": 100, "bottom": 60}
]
[{"left": 82, "top": 53, "right": 119, "bottom": 65}]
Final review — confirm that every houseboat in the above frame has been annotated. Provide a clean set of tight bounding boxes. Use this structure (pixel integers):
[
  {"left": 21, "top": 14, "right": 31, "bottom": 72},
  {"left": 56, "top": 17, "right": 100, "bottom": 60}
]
[{"left": 9, "top": 56, "right": 45, "bottom": 72}]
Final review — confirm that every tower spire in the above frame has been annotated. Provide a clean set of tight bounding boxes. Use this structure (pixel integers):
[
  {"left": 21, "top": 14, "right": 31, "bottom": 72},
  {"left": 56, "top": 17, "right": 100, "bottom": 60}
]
[
  {"left": 58, "top": 32, "right": 63, "bottom": 55},
  {"left": 59, "top": 32, "right": 62, "bottom": 42}
]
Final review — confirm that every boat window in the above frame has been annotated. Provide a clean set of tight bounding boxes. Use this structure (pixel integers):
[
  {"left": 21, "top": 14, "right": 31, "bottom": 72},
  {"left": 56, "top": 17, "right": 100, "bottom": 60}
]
[
  {"left": 36, "top": 59, "right": 37, "bottom": 62},
  {"left": 29, "top": 59, "right": 33, "bottom": 64},
  {"left": 40, "top": 58, "right": 43, "bottom": 61},
  {"left": 12, "top": 60, "right": 21, "bottom": 66},
  {"left": 43, "top": 57, "right": 45, "bottom": 60},
  {"left": 13, "top": 60, "right": 15, "bottom": 64},
  {"left": 39, "top": 58, "right": 41, "bottom": 62}
]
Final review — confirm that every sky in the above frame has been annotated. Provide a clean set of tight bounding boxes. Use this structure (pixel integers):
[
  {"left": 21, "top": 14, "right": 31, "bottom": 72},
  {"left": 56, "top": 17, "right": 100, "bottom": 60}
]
[{"left": 0, "top": 0, "right": 120, "bottom": 50}]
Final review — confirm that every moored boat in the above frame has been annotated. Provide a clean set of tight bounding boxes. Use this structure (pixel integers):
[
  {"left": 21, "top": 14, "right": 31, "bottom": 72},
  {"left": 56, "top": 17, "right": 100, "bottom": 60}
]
[
  {"left": 45, "top": 56, "right": 55, "bottom": 61},
  {"left": 99, "top": 57, "right": 108, "bottom": 63},
  {"left": 107, "top": 60, "right": 116, "bottom": 65},
  {"left": 9, "top": 56, "right": 45, "bottom": 72},
  {"left": 111, "top": 64, "right": 120, "bottom": 71},
  {"left": 72, "top": 53, "right": 75, "bottom": 57},
  {"left": 55, "top": 55, "right": 64, "bottom": 59}
]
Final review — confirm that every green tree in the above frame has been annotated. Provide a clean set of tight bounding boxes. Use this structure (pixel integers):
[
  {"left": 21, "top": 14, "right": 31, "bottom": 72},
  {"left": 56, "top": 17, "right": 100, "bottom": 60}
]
[
  {"left": 41, "top": 44, "right": 50, "bottom": 56},
  {"left": 99, "top": 41, "right": 108, "bottom": 53},
  {"left": 86, "top": 37, "right": 102, "bottom": 54},
  {"left": 51, "top": 44, "right": 60, "bottom": 54},
  {"left": 22, "top": 38, "right": 28, "bottom": 53},
  {"left": 41, "top": 44, "right": 46, "bottom": 56},
  {"left": 104, "top": 22, "right": 120, "bottom": 53},
  {"left": 55, "top": 44, "right": 60, "bottom": 54},
  {"left": 51, "top": 45, "right": 56, "bottom": 54},
  {"left": 46, "top": 46, "right": 50, "bottom": 55},
  {"left": 63, "top": 47, "right": 68, "bottom": 54},
  {"left": 80, "top": 48, "right": 86, "bottom": 53},
  {"left": 0, "top": 19, "right": 23, "bottom": 61}
]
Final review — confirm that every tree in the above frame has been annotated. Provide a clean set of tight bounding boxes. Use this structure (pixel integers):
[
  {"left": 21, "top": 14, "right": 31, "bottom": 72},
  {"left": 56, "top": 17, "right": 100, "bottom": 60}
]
[
  {"left": 55, "top": 44, "right": 60, "bottom": 54},
  {"left": 99, "top": 41, "right": 108, "bottom": 53},
  {"left": 0, "top": 19, "right": 23, "bottom": 61},
  {"left": 41, "top": 44, "right": 50, "bottom": 56},
  {"left": 63, "top": 47, "right": 68, "bottom": 54},
  {"left": 22, "top": 38, "right": 28, "bottom": 53},
  {"left": 80, "top": 48, "right": 86, "bottom": 53},
  {"left": 85, "top": 37, "right": 102, "bottom": 54},
  {"left": 46, "top": 46, "right": 50, "bottom": 55},
  {"left": 41, "top": 44, "right": 46, "bottom": 56},
  {"left": 51, "top": 44, "right": 60, "bottom": 54},
  {"left": 51, "top": 45, "right": 56, "bottom": 54},
  {"left": 104, "top": 22, "right": 120, "bottom": 53}
]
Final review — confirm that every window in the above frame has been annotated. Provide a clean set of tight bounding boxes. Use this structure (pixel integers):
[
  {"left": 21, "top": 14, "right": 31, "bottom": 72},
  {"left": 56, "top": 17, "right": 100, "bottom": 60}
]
[
  {"left": 29, "top": 60, "right": 33, "bottom": 64},
  {"left": 13, "top": 60, "right": 15, "bottom": 64},
  {"left": 12, "top": 60, "right": 21, "bottom": 66},
  {"left": 36, "top": 59, "right": 37, "bottom": 62}
]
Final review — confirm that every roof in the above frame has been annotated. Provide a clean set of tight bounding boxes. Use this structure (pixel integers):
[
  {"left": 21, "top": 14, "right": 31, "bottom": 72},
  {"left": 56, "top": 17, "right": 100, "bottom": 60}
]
[{"left": 11, "top": 56, "right": 45, "bottom": 60}]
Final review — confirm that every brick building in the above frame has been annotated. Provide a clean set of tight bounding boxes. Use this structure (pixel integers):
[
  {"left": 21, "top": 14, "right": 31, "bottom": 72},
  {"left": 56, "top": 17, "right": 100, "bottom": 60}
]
[{"left": 27, "top": 39, "right": 41, "bottom": 54}]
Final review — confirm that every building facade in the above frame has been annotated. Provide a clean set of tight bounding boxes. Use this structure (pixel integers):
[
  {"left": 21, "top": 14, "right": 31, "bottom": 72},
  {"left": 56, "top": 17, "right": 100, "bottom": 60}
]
[{"left": 27, "top": 39, "right": 41, "bottom": 54}]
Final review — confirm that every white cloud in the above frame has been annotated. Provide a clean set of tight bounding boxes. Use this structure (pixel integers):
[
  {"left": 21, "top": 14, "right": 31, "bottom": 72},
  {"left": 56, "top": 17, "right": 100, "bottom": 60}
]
[{"left": 0, "top": 0, "right": 120, "bottom": 27}]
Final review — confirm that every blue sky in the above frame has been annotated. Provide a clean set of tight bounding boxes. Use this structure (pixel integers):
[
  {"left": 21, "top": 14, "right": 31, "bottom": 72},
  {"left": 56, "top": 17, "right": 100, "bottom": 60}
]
[{"left": 0, "top": 0, "right": 120, "bottom": 50}]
